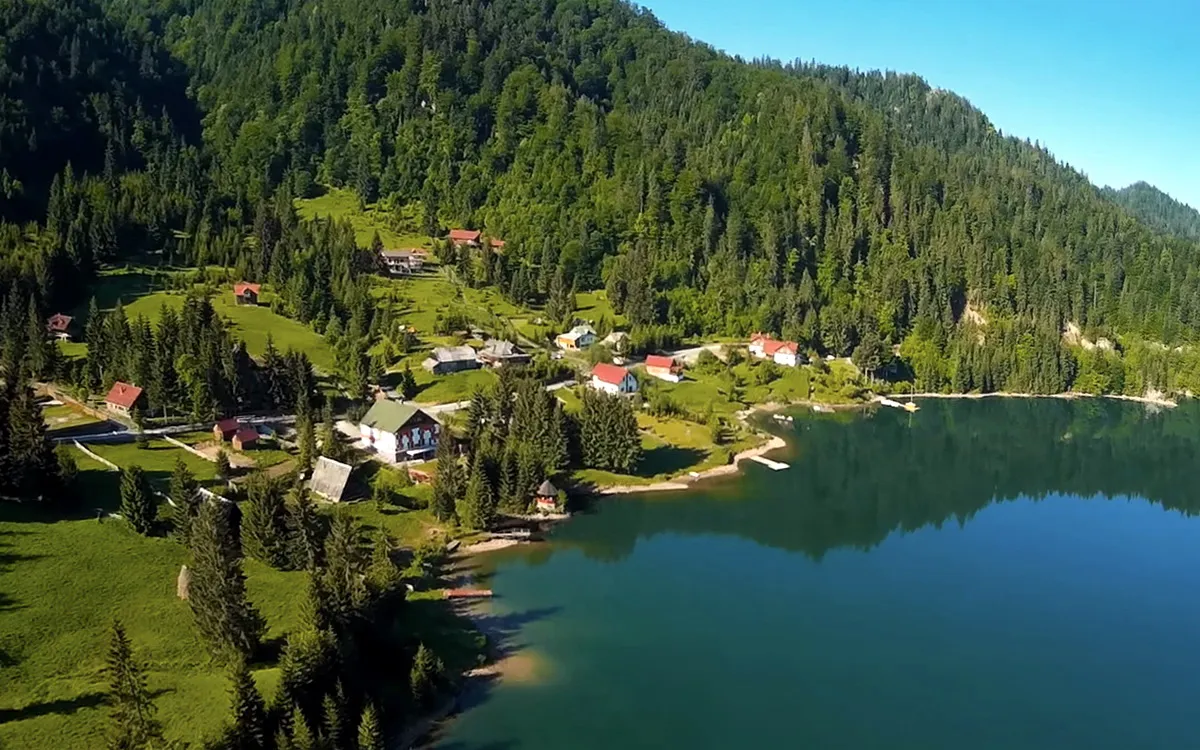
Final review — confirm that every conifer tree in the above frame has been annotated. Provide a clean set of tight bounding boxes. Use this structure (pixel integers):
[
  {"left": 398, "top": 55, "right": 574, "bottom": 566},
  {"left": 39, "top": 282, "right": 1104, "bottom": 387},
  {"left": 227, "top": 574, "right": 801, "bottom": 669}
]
[
  {"left": 224, "top": 659, "right": 268, "bottom": 750},
  {"left": 366, "top": 530, "right": 402, "bottom": 596},
  {"left": 188, "top": 498, "right": 266, "bottom": 662},
  {"left": 430, "top": 434, "right": 462, "bottom": 522},
  {"left": 105, "top": 620, "right": 165, "bottom": 750},
  {"left": 287, "top": 487, "right": 324, "bottom": 571},
  {"left": 168, "top": 459, "right": 200, "bottom": 543},
  {"left": 4, "top": 382, "right": 61, "bottom": 499},
  {"left": 215, "top": 450, "right": 232, "bottom": 484},
  {"left": 242, "top": 473, "right": 289, "bottom": 569},
  {"left": 321, "top": 692, "right": 344, "bottom": 750},
  {"left": 457, "top": 455, "right": 495, "bottom": 531},
  {"left": 356, "top": 704, "right": 384, "bottom": 750},
  {"left": 119, "top": 465, "right": 156, "bottom": 535},
  {"left": 410, "top": 643, "right": 444, "bottom": 710}
]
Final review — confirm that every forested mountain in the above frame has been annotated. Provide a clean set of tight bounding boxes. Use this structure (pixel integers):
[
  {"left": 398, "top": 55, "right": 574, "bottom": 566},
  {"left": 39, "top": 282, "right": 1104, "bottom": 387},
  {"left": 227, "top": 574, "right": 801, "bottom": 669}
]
[
  {"left": 1102, "top": 182, "right": 1200, "bottom": 242},
  {"left": 4, "top": 0, "right": 1200, "bottom": 394}
]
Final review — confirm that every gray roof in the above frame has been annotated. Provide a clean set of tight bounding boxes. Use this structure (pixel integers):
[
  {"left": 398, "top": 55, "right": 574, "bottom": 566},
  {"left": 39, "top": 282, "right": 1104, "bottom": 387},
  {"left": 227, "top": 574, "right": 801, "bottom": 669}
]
[
  {"left": 537, "top": 479, "right": 558, "bottom": 496},
  {"left": 309, "top": 456, "right": 353, "bottom": 502},
  {"left": 380, "top": 249, "right": 413, "bottom": 259},
  {"left": 480, "top": 339, "right": 525, "bottom": 358},
  {"left": 360, "top": 399, "right": 432, "bottom": 434},
  {"left": 430, "top": 345, "right": 477, "bottom": 363}
]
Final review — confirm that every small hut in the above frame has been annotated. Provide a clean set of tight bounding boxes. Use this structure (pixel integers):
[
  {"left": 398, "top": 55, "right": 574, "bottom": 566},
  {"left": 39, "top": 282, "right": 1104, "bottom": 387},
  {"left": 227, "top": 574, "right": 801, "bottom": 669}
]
[
  {"left": 535, "top": 479, "right": 559, "bottom": 513},
  {"left": 309, "top": 456, "right": 353, "bottom": 502}
]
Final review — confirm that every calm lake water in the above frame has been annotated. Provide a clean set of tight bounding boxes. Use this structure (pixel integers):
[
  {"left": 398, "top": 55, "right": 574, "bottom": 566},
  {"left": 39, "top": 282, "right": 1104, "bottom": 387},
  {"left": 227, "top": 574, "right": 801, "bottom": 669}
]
[{"left": 438, "top": 399, "right": 1200, "bottom": 750}]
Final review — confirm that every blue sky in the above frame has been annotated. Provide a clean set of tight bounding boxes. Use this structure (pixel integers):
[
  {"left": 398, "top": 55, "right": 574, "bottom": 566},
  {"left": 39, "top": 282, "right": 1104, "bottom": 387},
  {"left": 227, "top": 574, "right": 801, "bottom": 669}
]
[{"left": 639, "top": 0, "right": 1200, "bottom": 210}]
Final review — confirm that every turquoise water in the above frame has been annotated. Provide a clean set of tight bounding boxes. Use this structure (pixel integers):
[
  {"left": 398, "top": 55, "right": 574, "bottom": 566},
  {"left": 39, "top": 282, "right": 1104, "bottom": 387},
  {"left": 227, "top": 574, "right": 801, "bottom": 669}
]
[{"left": 439, "top": 400, "right": 1200, "bottom": 749}]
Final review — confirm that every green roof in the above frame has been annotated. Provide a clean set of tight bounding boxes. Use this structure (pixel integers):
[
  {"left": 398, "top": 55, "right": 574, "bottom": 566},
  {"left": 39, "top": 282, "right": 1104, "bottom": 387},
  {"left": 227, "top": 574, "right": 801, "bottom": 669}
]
[{"left": 360, "top": 400, "right": 428, "bottom": 434}]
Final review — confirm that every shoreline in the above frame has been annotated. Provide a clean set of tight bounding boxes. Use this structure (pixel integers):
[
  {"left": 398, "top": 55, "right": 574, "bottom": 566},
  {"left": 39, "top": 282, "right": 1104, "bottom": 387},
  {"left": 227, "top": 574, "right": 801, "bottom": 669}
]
[{"left": 895, "top": 390, "right": 1177, "bottom": 408}]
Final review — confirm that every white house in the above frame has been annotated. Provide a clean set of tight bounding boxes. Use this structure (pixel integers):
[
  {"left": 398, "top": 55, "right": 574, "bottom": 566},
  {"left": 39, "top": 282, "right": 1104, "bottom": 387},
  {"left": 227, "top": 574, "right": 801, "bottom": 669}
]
[
  {"left": 556, "top": 324, "right": 596, "bottom": 351},
  {"left": 590, "top": 363, "right": 638, "bottom": 395},
  {"left": 359, "top": 400, "right": 440, "bottom": 462},
  {"left": 379, "top": 249, "right": 424, "bottom": 275},
  {"left": 749, "top": 333, "right": 802, "bottom": 367}
]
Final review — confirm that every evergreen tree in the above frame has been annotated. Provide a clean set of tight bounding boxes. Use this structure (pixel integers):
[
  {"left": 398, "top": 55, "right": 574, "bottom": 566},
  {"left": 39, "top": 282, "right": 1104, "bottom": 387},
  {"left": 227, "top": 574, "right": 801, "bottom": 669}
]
[
  {"left": 224, "top": 659, "right": 268, "bottom": 750},
  {"left": 241, "top": 473, "right": 290, "bottom": 569},
  {"left": 119, "top": 465, "right": 156, "bottom": 535},
  {"left": 287, "top": 487, "right": 324, "bottom": 571},
  {"left": 409, "top": 643, "right": 444, "bottom": 710},
  {"left": 356, "top": 704, "right": 383, "bottom": 750},
  {"left": 366, "top": 530, "right": 402, "bottom": 596},
  {"left": 430, "top": 435, "right": 462, "bottom": 521},
  {"left": 188, "top": 498, "right": 266, "bottom": 662},
  {"left": 105, "top": 620, "right": 165, "bottom": 750},
  {"left": 168, "top": 459, "right": 200, "bottom": 543},
  {"left": 215, "top": 450, "right": 232, "bottom": 484},
  {"left": 457, "top": 455, "right": 496, "bottom": 531},
  {"left": 4, "top": 382, "right": 61, "bottom": 500}
]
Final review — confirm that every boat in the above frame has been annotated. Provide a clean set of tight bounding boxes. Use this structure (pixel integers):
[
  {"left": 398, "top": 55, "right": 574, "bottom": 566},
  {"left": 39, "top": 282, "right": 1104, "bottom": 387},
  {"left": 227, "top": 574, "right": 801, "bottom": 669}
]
[
  {"left": 772, "top": 414, "right": 794, "bottom": 423},
  {"left": 904, "top": 401, "right": 920, "bottom": 413},
  {"left": 811, "top": 404, "right": 834, "bottom": 414}
]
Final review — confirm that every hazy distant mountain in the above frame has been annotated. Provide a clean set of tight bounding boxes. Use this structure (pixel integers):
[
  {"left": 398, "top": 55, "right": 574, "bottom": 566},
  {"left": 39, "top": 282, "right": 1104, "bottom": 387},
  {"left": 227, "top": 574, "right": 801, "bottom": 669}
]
[{"left": 1102, "top": 182, "right": 1200, "bottom": 242}]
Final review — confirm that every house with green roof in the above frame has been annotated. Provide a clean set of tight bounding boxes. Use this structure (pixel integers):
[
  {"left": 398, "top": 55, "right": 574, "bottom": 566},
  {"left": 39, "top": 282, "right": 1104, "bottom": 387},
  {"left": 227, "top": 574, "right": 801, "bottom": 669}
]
[{"left": 358, "top": 399, "right": 441, "bottom": 462}]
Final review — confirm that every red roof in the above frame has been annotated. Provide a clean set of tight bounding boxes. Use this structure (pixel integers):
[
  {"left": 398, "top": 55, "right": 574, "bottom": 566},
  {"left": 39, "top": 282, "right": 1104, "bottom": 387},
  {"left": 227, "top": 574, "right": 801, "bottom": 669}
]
[
  {"left": 233, "top": 428, "right": 259, "bottom": 444},
  {"left": 762, "top": 339, "right": 798, "bottom": 356},
  {"left": 645, "top": 355, "right": 677, "bottom": 370},
  {"left": 233, "top": 282, "right": 261, "bottom": 296},
  {"left": 490, "top": 239, "right": 506, "bottom": 249},
  {"left": 215, "top": 418, "right": 240, "bottom": 434},
  {"left": 591, "top": 363, "right": 631, "bottom": 386},
  {"left": 449, "top": 229, "right": 481, "bottom": 243},
  {"left": 105, "top": 382, "right": 144, "bottom": 409},
  {"left": 46, "top": 313, "right": 73, "bottom": 332}
]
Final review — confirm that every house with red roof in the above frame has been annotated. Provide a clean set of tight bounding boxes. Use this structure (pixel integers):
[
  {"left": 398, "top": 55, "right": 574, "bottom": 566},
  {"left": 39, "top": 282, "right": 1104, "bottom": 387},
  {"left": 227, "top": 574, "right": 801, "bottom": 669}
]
[
  {"left": 105, "top": 382, "right": 145, "bottom": 416},
  {"left": 590, "top": 363, "right": 638, "bottom": 395},
  {"left": 233, "top": 282, "right": 261, "bottom": 306},
  {"left": 46, "top": 313, "right": 74, "bottom": 341},
  {"left": 644, "top": 354, "right": 683, "bottom": 383},
  {"left": 213, "top": 418, "right": 241, "bottom": 442},
  {"left": 749, "top": 333, "right": 802, "bottom": 367},
  {"left": 232, "top": 427, "right": 260, "bottom": 451},
  {"left": 448, "top": 229, "right": 481, "bottom": 247}
]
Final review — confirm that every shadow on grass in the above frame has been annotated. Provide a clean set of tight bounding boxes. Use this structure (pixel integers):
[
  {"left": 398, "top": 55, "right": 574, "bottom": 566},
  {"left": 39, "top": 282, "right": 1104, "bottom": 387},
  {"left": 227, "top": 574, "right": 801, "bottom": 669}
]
[{"left": 0, "top": 691, "right": 110, "bottom": 723}]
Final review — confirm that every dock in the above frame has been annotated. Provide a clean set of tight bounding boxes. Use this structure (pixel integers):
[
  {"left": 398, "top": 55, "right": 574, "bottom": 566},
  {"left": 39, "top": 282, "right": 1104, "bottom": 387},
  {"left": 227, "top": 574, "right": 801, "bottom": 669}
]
[
  {"left": 443, "top": 588, "right": 494, "bottom": 599},
  {"left": 748, "top": 455, "right": 789, "bottom": 471},
  {"left": 877, "top": 397, "right": 920, "bottom": 412}
]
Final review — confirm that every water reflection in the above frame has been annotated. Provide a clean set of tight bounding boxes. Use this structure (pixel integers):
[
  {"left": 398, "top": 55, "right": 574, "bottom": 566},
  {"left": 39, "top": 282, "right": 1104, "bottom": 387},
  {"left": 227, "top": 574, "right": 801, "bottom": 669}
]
[{"left": 550, "top": 399, "right": 1200, "bottom": 561}]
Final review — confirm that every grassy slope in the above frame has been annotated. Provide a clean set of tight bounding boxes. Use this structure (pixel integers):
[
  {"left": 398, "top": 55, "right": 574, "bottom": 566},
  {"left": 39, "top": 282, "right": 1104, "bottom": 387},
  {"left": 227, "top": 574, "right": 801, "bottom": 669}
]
[
  {"left": 1, "top": 448, "right": 459, "bottom": 749},
  {"left": 294, "top": 188, "right": 432, "bottom": 250}
]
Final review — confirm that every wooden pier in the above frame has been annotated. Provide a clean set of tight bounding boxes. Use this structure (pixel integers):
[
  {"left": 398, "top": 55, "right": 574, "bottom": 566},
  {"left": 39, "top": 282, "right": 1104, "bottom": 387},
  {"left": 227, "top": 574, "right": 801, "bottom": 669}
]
[
  {"left": 443, "top": 588, "right": 493, "bottom": 599},
  {"left": 748, "top": 455, "right": 790, "bottom": 471}
]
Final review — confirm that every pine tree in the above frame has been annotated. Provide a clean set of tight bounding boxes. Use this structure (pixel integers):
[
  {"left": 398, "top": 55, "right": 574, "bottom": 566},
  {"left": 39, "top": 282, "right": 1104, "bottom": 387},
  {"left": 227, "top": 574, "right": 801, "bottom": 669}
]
[
  {"left": 290, "top": 706, "right": 317, "bottom": 750},
  {"left": 287, "top": 488, "right": 324, "bottom": 571},
  {"left": 276, "top": 621, "right": 337, "bottom": 729},
  {"left": 320, "top": 512, "right": 366, "bottom": 629},
  {"left": 168, "top": 459, "right": 200, "bottom": 543},
  {"left": 296, "top": 401, "right": 317, "bottom": 471},
  {"left": 356, "top": 704, "right": 384, "bottom": 750},
  {"left": 188, "top": 498, "right": 266, "bottom": 662},
  {"left": 399, "top": 364, "right": 417, "bottom": 400},
  {"left": 119, "top": 465, "right": 156, "bottom": 535},
  {"left": 242, "top": 473, "right": 289, "bottom": 569},
  {"left": 410, "top": 643, "right": 444, "bottom": 710},
  {"left": 224, "top": 660, "right": 268, "bottom": 750},
  {"left": 321, "top": 692, "right": 344, "bottom": 750},
  {"left": 430, "top": 435, "right": 462, "bottom": 522},
  {"left": 105, "top": 620, "right": 165, "bottom": 749},
  {"left": 366, "top": 530, "right": 401, "bottom": 596},
  {"left": 457, "top": 456, "right": 495, "bottom": 531},
  {"left": 4, "top": 382, "right": 61, "bottom": 500},
  {"left": 215, "top": 449, "right": 232, "bottom": 484}
]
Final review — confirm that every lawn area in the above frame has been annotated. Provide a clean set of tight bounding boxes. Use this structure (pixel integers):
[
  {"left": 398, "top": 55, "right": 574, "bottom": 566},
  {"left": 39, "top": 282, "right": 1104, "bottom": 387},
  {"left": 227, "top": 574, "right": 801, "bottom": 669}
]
[
  {"left": 295, "top": 187, "right": 432, "bottom": 250},
  {"left": 113, "top": 288, "right": 335, "bottom": 373},
  {"left": 571, "top": 411, "right": 735, "bottom": 488},
  {"left": 85, "top": 439, "right": 219, "bottom": 486},
  {"left": 42, "top": 403, "right": 101, "bottom": 432},
  {"left": 0, "top": 463, "right": 306, "bottom": 749},
  {"left": 412, "top": 368, "right": 497, "bottom": 405},
  {"left": 573, "top": 290, "right": 625, "bottom": 328},
  {"left": 376, "top": 273, "right": 538, "bottom": 347}
]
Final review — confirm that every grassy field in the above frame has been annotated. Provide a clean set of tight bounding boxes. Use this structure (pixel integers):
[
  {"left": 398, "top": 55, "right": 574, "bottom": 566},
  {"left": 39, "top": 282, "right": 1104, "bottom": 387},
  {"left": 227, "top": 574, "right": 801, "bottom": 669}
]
[
  {"left": 1, "top": 445, "right": 466, "bottom": 749},
  {"left": 295, "top": 188, "right": 432, "bottom": 250},
  {"left": 86, "top": 439, "right": 220, "bottom": 486},
  {"left": 411, "top": 368, "right": 497, "bottom": 405},
  {"left": 110, "top": 286, "right": 336, "bottom": 373},
  {"left": 42, "top": 403, "right": 102, "bottom": 432}
]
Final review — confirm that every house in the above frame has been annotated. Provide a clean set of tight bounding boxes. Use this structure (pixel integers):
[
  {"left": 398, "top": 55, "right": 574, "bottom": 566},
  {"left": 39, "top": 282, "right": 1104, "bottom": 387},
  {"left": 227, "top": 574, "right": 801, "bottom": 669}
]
[
  {"left": 422, "top": 346, "right": 480, "bottom": 375},
  {"left": 309, "top": 456, "right": 353, "bottom": 502},
  {"left": 449, "top": 229, "right": 481, "bottom": 247},
  {"left": 489, "top": 239, "right": 506, "bottom": 251},
  {"left": 590, "top": 363, "right": 638, "bottom": 395},
  {"left": 359, "top": 400, "right": 441, "bottom": 462},
  {"left": 232, "top": 428, "right": 259, "bottom": 451},
  {"left": 213, "top": 418, "right": 240, "bottom": 442},
  {"left": 749, "top": 333, "right": 802, "bottom": 367},
  {"left": 477, "top": 339, "right": 530, "bottom": 368},
  {"left": 105, "top": 382, "right": 145, "bottom": 416},
  {"left": 379, "top": 249, "right": 424, "bottom": 275},
  {"left": 233, "top": 282, "right": 261, "bottom": 306},
  {"left": 535, "top": 479, "right": 560, "bottom": 514},
  {"left": 556, "top": 324, "right": 597, "bottom": 351},
  {"left": 645, "top": 354, "right": 683, "bottom": 383},
  {"left": 46, "top": 313, "right": 73, "bottom": 341}
]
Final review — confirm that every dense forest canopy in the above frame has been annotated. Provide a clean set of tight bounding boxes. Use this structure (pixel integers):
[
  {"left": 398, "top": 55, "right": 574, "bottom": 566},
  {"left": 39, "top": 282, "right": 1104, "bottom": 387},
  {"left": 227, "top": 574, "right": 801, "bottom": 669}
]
[
  {"left": 1101, "top": 181, "right": 1200, "bottom": 243},
  {"left": 3, "top": 0, "right": 1200, "bottom": 395}
]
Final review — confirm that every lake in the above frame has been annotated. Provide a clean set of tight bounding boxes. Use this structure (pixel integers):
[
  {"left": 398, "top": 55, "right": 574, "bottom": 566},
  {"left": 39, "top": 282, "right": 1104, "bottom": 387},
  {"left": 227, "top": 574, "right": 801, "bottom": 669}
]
[{"left": 437, "top": 399, "right": 1200, "bottom": 749}]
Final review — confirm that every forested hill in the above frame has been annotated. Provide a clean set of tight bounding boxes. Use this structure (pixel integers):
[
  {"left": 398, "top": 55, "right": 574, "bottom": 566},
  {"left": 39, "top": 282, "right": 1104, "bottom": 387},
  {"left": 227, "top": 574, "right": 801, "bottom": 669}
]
[
  {"left": 6, "top": 0, "right": 1200, "bottom": 394},
  {"left": 1101, "top": 182, "right": 1200, "bottom": 242}
]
